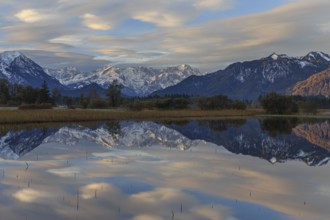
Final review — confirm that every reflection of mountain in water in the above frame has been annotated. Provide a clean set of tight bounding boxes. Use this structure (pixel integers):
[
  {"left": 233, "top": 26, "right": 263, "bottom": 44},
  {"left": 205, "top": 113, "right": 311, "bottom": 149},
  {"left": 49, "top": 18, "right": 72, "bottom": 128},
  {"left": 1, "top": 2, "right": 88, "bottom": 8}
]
[
  {"left": 1, "top": 119, "right": 330, "bottom": 166},
  {"left": 293, "top": 121, "right": 330, "bottom": 151},
  {"left": 166, "top": 119, "right": 330, "bottom": 166},
  {"left": 0, "top": 128, "right": 58, "bottom": 160},
  {"left": 0, "top": 122, "right": 200, "bottom": 159},
  {"left": 43, "top": 121, "right": 200, "bottom": 150}
]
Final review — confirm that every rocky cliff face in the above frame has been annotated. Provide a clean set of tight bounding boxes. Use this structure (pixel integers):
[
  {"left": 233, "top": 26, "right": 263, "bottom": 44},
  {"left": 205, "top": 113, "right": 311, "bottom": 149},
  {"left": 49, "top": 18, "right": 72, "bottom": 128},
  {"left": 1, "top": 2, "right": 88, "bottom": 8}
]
[{"left": 291, "top": 68, "right": 330, "bottom": 97}]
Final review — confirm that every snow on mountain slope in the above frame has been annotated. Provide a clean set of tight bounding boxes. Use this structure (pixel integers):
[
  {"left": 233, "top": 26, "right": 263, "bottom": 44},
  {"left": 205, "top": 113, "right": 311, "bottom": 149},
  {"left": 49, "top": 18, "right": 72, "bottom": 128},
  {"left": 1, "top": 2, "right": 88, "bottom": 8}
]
[
  {"left": 0, "top": 51, "right": 64, "bottom": 89},
  {"left": 44, "top": 64, "right": 202, "bottom": 96},
  {"left": 43, "top": 66, "right": 82, "bottom": 85},
  {"left": 153, "top": 51, "right": 330, "bottom": 100}
]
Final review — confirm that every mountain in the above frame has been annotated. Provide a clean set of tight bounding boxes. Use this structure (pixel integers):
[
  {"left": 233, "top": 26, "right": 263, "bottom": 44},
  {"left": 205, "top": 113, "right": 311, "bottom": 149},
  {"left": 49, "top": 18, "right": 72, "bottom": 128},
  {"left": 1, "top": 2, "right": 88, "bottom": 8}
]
[
  {"left": 152, "top": 52, "right": 330, "bottom": 100},
  {"left": 0, "top": 51, "right": 201, "bottom": 97},
  {"left": 0, "top": 51, "right": 64, "bottom": 89},
  {"left": 291, "top": 68, "right": 330, "bottom": 97},
  {"left": 44, "top": 64, "right": 202, "bottom": 96}
]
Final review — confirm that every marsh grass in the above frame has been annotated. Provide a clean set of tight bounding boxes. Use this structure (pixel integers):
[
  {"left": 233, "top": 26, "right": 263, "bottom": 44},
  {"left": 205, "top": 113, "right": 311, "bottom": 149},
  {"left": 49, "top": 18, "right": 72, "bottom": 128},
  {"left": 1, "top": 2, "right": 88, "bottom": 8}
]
[{"left": 0, "top": 108, "right": 262, "bottom": 124}]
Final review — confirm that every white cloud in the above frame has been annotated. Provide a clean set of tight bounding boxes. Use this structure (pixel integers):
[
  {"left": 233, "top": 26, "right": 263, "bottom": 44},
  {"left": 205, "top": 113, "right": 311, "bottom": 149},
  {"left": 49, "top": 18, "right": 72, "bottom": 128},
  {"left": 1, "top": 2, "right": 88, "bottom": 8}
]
[
  {"left": 15, "top": 9, "right": 49, "bottom": 23},
  {"left": 133, "top": 12, "right": 185, "bottom": 27},
  {"left": 193, "top": 0, "right": 235, "bottom": 10},
  {"left": 2, "top": 0, "right": 330, "bottom": 72},
  {"left": 49, "top": 35, "right": 83, "bottom": 46},
  {"left": 82, "top": 13, "right": 111, "bottom": 30}
]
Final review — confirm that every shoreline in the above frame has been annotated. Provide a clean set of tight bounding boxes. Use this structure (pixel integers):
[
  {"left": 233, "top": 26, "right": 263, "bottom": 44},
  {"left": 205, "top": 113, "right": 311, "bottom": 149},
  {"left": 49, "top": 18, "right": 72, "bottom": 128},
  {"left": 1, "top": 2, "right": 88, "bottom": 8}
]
[
  {"left": 0, "top": 108, "right": 329, "bottom": 125},
  {"left": 0, "top": 108, "right": 261, "bottom": 125}
]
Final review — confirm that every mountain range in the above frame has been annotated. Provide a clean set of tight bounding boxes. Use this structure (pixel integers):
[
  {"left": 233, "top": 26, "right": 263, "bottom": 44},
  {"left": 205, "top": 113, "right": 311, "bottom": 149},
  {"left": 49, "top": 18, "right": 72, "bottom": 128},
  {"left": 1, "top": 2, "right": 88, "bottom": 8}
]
[
  {"left": 44, "top": 64, "right": 201, "bottom": 96},
  {"left": 2, "top": 50, "right": 330, "bottom": 99},
  {"left": 153, "top": 52, "right": 330, "bottom": 99},
  {"left": 0, "top": 51, "right": 202, "bottom": 97}
]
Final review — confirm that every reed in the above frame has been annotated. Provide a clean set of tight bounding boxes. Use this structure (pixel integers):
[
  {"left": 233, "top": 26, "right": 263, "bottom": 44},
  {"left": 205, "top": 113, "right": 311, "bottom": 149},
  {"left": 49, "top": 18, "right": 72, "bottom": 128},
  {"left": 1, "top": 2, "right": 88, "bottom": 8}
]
[{"left": 0, "top": 108, "right": 262, "bottom": 124}]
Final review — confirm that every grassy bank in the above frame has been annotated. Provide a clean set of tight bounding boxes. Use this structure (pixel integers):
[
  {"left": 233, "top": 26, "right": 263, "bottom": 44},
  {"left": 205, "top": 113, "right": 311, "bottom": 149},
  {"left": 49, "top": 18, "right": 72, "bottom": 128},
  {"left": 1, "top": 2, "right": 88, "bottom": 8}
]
[{"left": 0, "top": 108, "right": 263, "bottom": 124}]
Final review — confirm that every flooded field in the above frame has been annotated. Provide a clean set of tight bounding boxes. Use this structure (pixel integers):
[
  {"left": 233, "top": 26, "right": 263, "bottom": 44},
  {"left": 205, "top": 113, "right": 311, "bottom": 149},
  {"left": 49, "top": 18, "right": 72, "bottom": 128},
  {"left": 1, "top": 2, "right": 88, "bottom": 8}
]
[{"left": 1, "top": 118, "right": 330, "bottom": 220}]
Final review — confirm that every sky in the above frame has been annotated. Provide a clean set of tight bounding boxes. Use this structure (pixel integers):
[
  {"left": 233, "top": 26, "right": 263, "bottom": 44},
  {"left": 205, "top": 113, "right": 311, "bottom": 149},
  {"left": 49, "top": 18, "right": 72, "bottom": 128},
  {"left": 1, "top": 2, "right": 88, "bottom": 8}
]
[{"left": 0, "top": 0, "right": 330, "bottom": 72}]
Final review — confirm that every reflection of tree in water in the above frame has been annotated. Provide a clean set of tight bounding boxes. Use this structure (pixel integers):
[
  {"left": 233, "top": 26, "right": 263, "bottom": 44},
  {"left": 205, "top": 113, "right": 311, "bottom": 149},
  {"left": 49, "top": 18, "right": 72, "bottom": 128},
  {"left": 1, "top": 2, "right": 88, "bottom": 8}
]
[
  {"left": 161, "top": 120, "right": 190, "bottom": 126},
  {"left": 105, "top": 121, "right": 121, "bottom": 140},
  {"left": 260, "top": 118, "right": 299, "bottom": 137},
  {"left": 199, "top": 119, "right": 246, "bottom": 132}
]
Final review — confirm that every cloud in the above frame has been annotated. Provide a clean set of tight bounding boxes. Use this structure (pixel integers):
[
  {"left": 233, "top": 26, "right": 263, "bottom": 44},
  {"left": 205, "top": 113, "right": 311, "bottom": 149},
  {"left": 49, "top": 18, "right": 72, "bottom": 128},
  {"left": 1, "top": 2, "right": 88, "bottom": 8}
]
[
  {"left": 49, "top": 35, "right": 83, "bottom": 46},
  {"left": 2, "top": 0, "right": 330, "bottom": 73},
  {"left": 133, "top": 12, "right": 185, "bottom": 27},
  {"left": 193, "top": 0, "right": 235, "bottom": 10},
  {"left": 15, "top": 9, "right": 50, "bottom": 23},
  {"left": 93, "top": 48, "right": 167, "bottom": 63},
  {"left": 82, "top": 13, "right": 112, "bottom": 30},
  {"left": 19, "top": 50, "right": 109, "bottom": 71}
]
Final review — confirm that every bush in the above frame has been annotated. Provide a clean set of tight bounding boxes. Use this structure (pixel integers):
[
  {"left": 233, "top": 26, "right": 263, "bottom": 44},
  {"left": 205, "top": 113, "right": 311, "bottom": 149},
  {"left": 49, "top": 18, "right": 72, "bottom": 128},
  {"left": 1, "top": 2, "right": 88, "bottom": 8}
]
[
  {"left": 172, "top": 98, "right": 190, "bottom": 109},
  {"left": 232, "top": 100, "right": 247, "bottom": 110},
  {"left": 18, "top": 103, "right": 53, "bottom": 110},
  {"left": 88, "top": 99, "right": 109, "bottom": 109},
  {"left": 298, "top": 100, "right": 317, "bottom": 115},
  {"left": 259, "top": 93, "right": 298, "bottom": 114},
  {"left": 198, "top": 95, "right": 231, "bottom": 110},
  {"left": 127, "top": 100, "right": 145, "bottom": 111}
]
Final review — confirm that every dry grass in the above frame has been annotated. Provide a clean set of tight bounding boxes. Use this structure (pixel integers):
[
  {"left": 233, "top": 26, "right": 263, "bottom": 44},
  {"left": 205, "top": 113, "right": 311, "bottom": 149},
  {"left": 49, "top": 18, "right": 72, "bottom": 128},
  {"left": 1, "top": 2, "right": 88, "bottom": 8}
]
[{"left": 0, "top": 108, "right": 263, "bottom": 124}]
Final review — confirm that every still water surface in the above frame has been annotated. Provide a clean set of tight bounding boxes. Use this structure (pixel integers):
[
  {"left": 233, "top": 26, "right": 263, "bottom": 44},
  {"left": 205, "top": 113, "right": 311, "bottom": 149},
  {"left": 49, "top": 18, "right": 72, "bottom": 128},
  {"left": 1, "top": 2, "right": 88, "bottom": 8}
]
[{"left": 0, "top": 118, "right": 330, "bottom": 220}]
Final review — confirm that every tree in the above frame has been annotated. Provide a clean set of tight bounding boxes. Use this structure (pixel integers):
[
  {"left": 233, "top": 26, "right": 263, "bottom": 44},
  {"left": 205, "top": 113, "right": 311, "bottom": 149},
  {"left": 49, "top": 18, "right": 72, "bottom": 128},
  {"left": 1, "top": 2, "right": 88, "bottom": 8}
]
[
  {"left": 198, "top": 94, "right": 231, "bottom": 110},
  {"left": 38, "top": 81, "right": 51, "bottom": 104},
  {"left": 299, "top": 100, "right": 317, "bottom": 115},
  {"left": 22, "top": 86, "right": 39, "bottom": 104},
  {"left": 106, "top": 80, "right": 123, "bottom": 107},
  {"left": 51, "top": 87, "right": 61, "bottom": 105},
  {"left": 79, "top": 93, "right": 89, "bottom": 109},
  {"left": 0, "top": 79, "right": 10, "bottom": 104},
  {"left": 259, "top": 93, "right": 298, "bottom": 114}
]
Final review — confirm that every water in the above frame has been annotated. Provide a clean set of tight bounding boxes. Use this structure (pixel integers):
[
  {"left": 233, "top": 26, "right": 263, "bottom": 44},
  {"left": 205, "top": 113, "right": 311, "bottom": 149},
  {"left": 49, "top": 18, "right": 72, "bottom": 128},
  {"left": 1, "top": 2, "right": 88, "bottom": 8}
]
[{"left": 1, "top": 118, "right": 330, "bottom": 219}]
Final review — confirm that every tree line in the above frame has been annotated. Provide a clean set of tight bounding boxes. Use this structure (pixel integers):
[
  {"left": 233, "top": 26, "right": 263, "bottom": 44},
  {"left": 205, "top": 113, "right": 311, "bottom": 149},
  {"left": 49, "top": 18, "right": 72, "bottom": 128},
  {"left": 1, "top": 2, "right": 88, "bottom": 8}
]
[
  {"left": 0, "top": 79, "right": 52, "bottom": 106},
  {"left": 0, "top": 78, "right": 124, "bottom": 109},
  {"left": 258, "top": 92, "right": 328, "bottom": 115},
  {"left": 1, "top": 76, "right": 327, "bottom": 113},
  {"left": 0, "top": 78, "right": 250, "bottom": 110}
]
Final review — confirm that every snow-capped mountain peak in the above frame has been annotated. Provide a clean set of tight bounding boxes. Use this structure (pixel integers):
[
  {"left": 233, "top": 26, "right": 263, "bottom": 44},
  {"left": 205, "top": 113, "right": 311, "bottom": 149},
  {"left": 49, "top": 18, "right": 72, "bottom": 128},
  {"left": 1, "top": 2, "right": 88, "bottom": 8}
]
[
  {"left": 45, "top": 64, "right": 202, "bottom": 96},
  {"left": 0, "top": 51, "right": 24, "bottom": 65},
  {"left": 270, "top": 53, "right": 279, "bottom": 60},
  {"left": 0, "top": 51, "right": 64, "bottom": 89},
  {"left": 304, "top": 51, "right": 330, "bottom": 62},
  {"left": 267, "top": 53, "right": 291, "bottom": 61}
]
